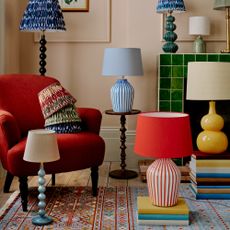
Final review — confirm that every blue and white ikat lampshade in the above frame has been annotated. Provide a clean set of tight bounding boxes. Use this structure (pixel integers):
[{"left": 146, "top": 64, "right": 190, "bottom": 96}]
[
  {"left": 156, "top": 0, "right": 186, "bottom": 13},
  {"left": 102, "top": 48, "right": 143, "bottom": 113},
  {"left": 19, "top": 0, "right": 66, "bottom": 32}
]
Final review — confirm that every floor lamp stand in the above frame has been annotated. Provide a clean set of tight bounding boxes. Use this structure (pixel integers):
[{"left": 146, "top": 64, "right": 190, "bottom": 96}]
[
  {"left": 222, "top": 7, "right": 230, "bottom": 53},
  {"left": 39, "top": 32, "right": 47, "bottom": 76}
]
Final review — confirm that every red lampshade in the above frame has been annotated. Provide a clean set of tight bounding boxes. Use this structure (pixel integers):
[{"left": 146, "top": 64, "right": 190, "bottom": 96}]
[{"left": 134, "top": 112, "right": 193, "bottom": 158}]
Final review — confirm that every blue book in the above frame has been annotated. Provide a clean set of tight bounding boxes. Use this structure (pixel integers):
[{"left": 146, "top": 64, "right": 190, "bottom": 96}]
[
  {"left": 191, "top": 185, "right": 230, "bottom": 199},
  {"left": 138, "top": 214, "right": 189, "bottom": 220},
  {"left": 197, "top": 185, "right": 230, "bottom": 189},
  {"left": 196, "top": 173, "right": 230, "bottom": 178}
]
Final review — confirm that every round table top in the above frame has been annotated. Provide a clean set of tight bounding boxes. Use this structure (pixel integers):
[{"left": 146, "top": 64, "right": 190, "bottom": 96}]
[{"left": 105, "top": 109, "right": 141, "bottom": 116}]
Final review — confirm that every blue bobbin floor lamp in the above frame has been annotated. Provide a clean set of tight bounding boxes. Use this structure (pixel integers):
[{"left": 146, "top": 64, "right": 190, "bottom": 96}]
[
  {"left": 23, "top": 130, "right": 60, "bottom": 226},
  {"left": 156, "top": 0, "right": 186, "bottom": 53},
  {"left": 102, "top": 48, "right": 143, "bottom": 113},
  {"left": 19, "top": 0, "right": 66, "bottom": 75}
]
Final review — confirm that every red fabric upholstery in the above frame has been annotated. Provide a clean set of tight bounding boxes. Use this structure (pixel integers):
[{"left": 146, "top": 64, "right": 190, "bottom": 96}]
[{"left": 0, "top": 74, "right": 105, "bottom": 177}]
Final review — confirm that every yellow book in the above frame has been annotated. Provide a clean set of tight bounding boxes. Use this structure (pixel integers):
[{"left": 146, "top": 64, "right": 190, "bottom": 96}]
[
  {"left": 137, "top": 197, "right": 189, "bottom": 215},
  {"left": 193, "top": 159, "right": 230, "bottom": 167}
]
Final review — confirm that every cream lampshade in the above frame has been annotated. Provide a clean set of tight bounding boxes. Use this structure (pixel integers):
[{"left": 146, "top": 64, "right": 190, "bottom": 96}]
[
  {"left": 189, "top": 16, "right": 210, "bottom": 53},
  {"left": 186, "top": 62, "right": 230, "bottom": 154},
  {"left": 102, "top": 48, "right": 143, "bottom": 113},
  {"left": 24, "top": 129, "right": 60, "bottom": 226}
]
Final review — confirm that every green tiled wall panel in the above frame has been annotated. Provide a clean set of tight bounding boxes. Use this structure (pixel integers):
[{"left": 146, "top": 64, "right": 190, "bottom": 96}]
[{"left": 158, "top": 53, "right": 230, "bottom": 113}]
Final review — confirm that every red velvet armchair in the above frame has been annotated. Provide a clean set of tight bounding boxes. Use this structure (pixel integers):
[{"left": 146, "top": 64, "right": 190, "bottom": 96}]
[{"left": 0, "top": 74, "right": 105, "bottom": 211}]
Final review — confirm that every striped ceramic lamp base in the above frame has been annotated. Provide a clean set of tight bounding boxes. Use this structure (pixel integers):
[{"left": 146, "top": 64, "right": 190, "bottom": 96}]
[
  {"left": 111, "top": 79, "right": 134, "bottom": 112},
  {"left": 146, "top": 158, "right": 181, "bottom": 207}
]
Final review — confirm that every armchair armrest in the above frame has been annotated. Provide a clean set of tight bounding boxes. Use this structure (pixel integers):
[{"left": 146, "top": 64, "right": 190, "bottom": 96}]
[
  {"left": 0, "top": 110, "right": 21, "bottom": 168},
  {"left": 77, "top": 108, "right": 102, "bottom": 134}
]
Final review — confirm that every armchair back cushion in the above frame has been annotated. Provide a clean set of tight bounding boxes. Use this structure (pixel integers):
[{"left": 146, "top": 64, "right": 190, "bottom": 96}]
[{"left": 0, "top": 74, "right": 58, "bottom": 137}]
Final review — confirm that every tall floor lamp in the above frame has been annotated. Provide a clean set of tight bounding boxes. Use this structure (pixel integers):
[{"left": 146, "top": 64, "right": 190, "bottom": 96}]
[
  {"left": 19, "top": 0, "right": 66, "bottom": 75},
  {"left": 213, "top": 0, "right": 230, "bottom": 53}
]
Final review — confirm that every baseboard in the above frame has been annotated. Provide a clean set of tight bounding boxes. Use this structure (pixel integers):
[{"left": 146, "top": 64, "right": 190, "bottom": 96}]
[{"left": 100, "top": 127, "right": 149, "bottom": 169}]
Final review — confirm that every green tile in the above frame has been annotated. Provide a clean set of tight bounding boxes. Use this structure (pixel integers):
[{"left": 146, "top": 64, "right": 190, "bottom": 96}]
[
  {"left": 159, "top": 101, "right": 170, "bottom": 111},
  {"left": 219, "top": 54, "right": 230, "bottom": 62},
  {"left": 171, "top": 101, "right": 183, "bottom": 112},
  {"left": 184, "top": 54, "right": 195, "bottom": 65},
  {"left": 160, "top": 66, "right": 171, "bottom": 77},
  {"left": 160, "top": 54, "right": 171, "bottom": 65},
  {"left": 195, "top": 54, "right": 207, "bottom": 61},
  {"left": 207, "top": 54, "right": 219, "bottom": 62},
  {"left": 171, "top": 89, "right": 183, "bottom": 100},
  {"left": 173, "top": 158, "right": 183, "bottom": 166},
  {"left": 160, "top": 89, "right": 170, "bottom": 100},
  {"left": 172, "top": 54, "right": 183, "bottom": 65},
  {"left": 171, "top": 78, "right": 183, "bottom": 89},
  {"left": 160, "top": 78, "right": 171, "bottom": 89},
  {"left": 172, "top": 66, "right": 183, "bottom": 77}
]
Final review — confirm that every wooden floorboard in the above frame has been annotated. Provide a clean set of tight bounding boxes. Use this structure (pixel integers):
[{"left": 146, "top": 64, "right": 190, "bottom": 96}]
[{"left": 0, "top": 161, "right": 146, "bottom": 208}]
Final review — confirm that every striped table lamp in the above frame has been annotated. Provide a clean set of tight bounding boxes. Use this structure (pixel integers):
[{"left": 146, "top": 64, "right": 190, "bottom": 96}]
[
  {"left": 102, "top": 48, "right": 143, "bottom": 113},
  {"left": 134, "top": 112, "right": 193, "bottom": 207}
]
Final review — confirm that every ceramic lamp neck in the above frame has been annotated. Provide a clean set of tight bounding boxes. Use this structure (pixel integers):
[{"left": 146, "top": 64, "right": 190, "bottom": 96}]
[{"left": 208, "top": 101, "right": 216, "bottom": 114}]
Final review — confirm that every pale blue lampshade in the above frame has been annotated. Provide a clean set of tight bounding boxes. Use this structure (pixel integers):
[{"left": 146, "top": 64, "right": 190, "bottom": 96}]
[
  {"left": 102, "top": 48, "right": 143, "bottom": 77},
  {"left": 102, "top": 48, "right": 143, "bottom": 112},
  {"left": 19, "top": 0, "right": 66, "bottom": 31},
  {"left": 156, "top": 0, "right": 186, "bottom": 13}
]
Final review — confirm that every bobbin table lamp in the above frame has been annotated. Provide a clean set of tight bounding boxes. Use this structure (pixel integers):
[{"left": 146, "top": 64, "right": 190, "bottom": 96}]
[
  {"left": 19, "top": 0, "right": 66, "bottom": 75},
  {"left": 156, "top": 0, "right": 186, "bottom": 53},
  {"left": 102, "top": 48, "right": 143, "bottom": 112},
  {"left": 186, "top": 62, "right": 230, "bottom": 154},
  {"left": 213, "top": 0, "right": 230, "bottom": 53},
  {"left": 134, "top": 112, "right": 193, "bottom": 207},
  {"left": 23, "top": 130, "right": 60, "bottom": 225},
  {"left": 189, "top": 16, "right": 210, "bottom": 53}
]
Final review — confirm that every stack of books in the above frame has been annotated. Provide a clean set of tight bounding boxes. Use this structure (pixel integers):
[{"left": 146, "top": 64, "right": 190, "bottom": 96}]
[
  {"left": 189, "top": 151, "right": 230, "bottom": 199},
  {"left": 137, "top": 197, "right": 190, "bottom": 226}
]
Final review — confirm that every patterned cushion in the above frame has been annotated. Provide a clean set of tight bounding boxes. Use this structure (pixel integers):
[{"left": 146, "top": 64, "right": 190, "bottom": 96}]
[
  {"left": 45, "top": 122, "right": 82, "bottom": 133},
  {"left": 45, "top": 105, "right": 81, "bottom": 126},
  {"left": 38, "top": 82, "right": 76, "bottom": 119},
  {"left": 38, "top": 82, "right": 82, "bottom": 133}
]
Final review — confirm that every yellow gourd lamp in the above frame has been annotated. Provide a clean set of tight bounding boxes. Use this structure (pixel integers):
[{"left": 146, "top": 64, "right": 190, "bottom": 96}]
[{"left": 186, "top": 62, "right": 230, "bottom": 154}]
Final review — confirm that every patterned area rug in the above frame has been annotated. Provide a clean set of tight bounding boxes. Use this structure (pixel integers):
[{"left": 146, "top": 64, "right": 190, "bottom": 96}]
[{"left": 1, "top": 185, "right": 230, "bottom": 229}]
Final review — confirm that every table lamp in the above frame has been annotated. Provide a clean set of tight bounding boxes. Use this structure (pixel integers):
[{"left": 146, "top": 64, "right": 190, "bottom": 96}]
[
  {"left": 19, "top": 0, "right": 66, "bottom": 75},
  {"left": 213, "top": 0, "right": 230, "bottom": 53},
  {"left": 102, "top": 48, "right": 143, "bottom": 112},
  {"left": 156, "top": 0, "right": 186, "bottom": 53},
  {"left": 23, "top": 129, "right": 60, "bottom": 225},
  {"left": 186, "top": 62, "right": 230, "bottom": 154},
  {"left": 134, "top": 112, "right": 193, "bottom": 207},
  {"left": 189, "top": 16, "right": 210, "bottom": 53}
]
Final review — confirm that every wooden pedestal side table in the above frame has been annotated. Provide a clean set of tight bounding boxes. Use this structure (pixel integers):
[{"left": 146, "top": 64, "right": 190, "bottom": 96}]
[{"left": 105, "top": 109, "right": 141, "bottom": 179}]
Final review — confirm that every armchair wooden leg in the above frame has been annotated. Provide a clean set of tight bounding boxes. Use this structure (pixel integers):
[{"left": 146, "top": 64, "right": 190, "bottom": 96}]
[
  {"left": 19, "top": 176, "right": 28, "bottom": 212},
  {"left": 91, "top": 166, "right": 98, "bottom": 196},
  {"left": 3, "top": 172, "right": 14, "bottom": 193},
  {"left": 51, "top": 174, "right": 55, "bottom": 185}
]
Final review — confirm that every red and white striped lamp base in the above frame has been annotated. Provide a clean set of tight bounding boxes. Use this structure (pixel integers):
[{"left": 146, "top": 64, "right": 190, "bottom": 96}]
[{"left": 146, "top": 158, "right": 181, "bottom": 207}]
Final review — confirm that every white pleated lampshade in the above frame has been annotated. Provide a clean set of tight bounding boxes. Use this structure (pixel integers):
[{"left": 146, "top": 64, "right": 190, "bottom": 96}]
[{"left": 24, "top": 129, "right": 60, "bottom": 163}]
